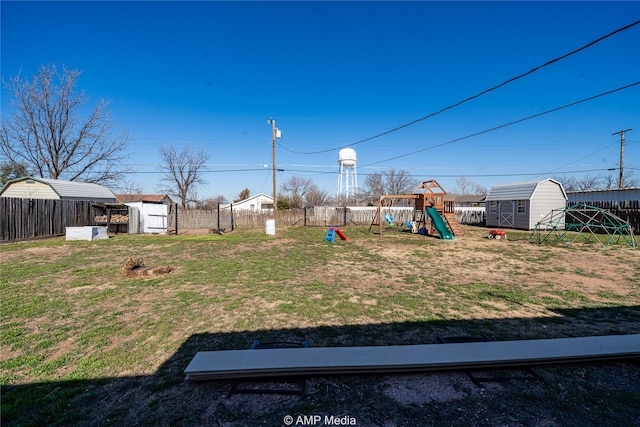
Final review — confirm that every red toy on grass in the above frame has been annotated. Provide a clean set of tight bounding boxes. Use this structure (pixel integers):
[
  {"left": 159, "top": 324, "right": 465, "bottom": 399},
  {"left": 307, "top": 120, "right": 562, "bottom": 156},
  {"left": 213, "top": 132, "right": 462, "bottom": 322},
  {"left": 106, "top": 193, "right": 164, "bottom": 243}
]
[{"left": 487, "top": 229, "right": 506, "bottom": 239}]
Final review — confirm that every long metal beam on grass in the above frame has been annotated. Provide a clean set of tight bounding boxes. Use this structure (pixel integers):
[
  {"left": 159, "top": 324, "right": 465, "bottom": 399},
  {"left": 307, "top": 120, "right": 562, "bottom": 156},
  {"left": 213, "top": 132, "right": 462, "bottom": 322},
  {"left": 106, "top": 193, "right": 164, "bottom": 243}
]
[{"left": 184, "top": 334, "right": 640, "bottom": 381}]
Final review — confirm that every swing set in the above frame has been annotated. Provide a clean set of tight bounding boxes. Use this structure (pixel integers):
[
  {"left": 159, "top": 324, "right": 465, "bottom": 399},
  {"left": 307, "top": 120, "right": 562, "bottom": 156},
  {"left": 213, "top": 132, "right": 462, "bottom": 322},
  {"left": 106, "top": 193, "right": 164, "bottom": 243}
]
[{"left": 368, "top": 180, "right": 462, "bottom": 238}]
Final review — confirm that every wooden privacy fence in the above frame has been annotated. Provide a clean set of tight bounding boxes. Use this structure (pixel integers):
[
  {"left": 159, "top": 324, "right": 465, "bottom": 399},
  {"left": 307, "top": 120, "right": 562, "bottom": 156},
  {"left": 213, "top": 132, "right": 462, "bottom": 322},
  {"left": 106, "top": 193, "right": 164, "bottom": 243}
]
[{"left": 1, "top": 197, "right": 96, "bottom": 242}]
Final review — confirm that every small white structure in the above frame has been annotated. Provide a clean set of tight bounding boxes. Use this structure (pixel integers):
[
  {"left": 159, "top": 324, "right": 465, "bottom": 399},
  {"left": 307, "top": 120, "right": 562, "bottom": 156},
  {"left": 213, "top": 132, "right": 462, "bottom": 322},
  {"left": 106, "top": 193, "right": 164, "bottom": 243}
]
[
  {"left": 485, "top": 178, "right": 567, "bottom": 230},
  {"left": 65, "top": 226, "right": 108, "bottom": 241},
  {"left": 265, "top": 219, "right": 276, "bottom": 235},
  {"left": 224, "top": 193, "right": 274, "bottom": 211},
  {"left": 1, "top": 176, "right": 116, "bottom": 202},
  {"left": 117, "top": 194, "right": 173, "bottom": 234},
  {"left": 123, "top": 202, "right": 168, "bottom": 234},
  {"left": 337, "top": 148, "right": 358, "bottom": 199}
]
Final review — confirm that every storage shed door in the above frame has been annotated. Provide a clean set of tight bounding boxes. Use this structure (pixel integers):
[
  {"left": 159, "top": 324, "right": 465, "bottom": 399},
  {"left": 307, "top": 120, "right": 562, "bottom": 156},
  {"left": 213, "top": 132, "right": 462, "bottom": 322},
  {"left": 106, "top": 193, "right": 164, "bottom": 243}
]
[
  {"left": 142, "top": 204, "right": 168, "bottom": 233},
  {"left": 128, "top": 207, "right": 140, "bottom": 234},
  {"left": 498, "top": 201, "right": 515, "bottom": 227}
]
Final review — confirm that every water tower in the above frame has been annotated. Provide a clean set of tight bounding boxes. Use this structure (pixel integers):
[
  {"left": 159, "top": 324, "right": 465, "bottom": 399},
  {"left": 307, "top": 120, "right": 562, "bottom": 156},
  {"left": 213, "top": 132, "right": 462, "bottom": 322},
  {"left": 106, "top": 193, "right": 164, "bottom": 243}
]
[{"left": 337, "top": 148, "right": 358, "bottom": 199}]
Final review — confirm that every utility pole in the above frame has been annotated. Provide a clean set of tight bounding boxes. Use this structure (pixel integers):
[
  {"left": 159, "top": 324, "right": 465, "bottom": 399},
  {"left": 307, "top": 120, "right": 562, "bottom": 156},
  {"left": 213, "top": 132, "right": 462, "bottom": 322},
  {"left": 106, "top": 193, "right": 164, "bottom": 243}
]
[
  {"left": 612, "top": 128, "right": 632, "bottom": 189},
  {"left": 268, "top": 118, "right": 281, "bottom": 212}
]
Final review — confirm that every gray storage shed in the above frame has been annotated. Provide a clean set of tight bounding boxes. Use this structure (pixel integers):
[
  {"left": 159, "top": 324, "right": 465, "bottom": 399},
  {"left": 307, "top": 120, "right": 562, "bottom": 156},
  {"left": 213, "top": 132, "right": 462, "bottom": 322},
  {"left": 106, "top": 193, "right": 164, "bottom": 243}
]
[
  {"left": 485, "top": 178, "right": 567, "bottom": 230},
  {"left": 0, "top": 176, "right": 116, "bottom": 202}
]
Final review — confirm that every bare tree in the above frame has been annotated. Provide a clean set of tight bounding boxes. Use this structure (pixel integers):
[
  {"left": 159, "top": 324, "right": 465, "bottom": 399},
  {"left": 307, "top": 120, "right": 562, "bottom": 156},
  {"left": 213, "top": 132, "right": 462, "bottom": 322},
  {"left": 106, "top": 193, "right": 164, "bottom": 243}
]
[
  {"left": 0, "top": 64, "right": 129, "bottom": 185},
  {"left": 280, "top": 176, "right": 314, "bottom": 209},
  {"left": 472, "top": 183, "right": 487, "bottom": 195},
  {"left": 363, "top": 172, "right": 385, "bottom": 202},
  {"left": 453, "top": 175, "right": 472, "bottom": 195},
  {"left": 622, "top": 172, "right": 639, "bottom": 188},
  {"left": 116, "top": 180, "right": 144, "bottom": 197},
  {"left": 575, "top": 175, "right": 601, "bottom": 191},
  {"left": 556, "top": 172, "right": 638, "bottom": 192},
  {"left": 362, "top": 168, "right": 418, "bottom": 205},
  {"left": 553, "top": 175, "right": 577, "bottom": 192},
  {"left": 196, "top": 195, "right": 228, "bottom": 209},
  {"left": 451, "top": 175, "right": 486, "bottom": 195},
  {"left": 601, "top": 173, "right": 617, "bottom": 190},
  {"left": 305, "top": 185, "right": 332, "bottom": 206},
  {"left": 386, "top": 168, "right": 417, "bottom": 195},
  {"left": 158, "top": 142, "right": 209, "bottom": 208}
]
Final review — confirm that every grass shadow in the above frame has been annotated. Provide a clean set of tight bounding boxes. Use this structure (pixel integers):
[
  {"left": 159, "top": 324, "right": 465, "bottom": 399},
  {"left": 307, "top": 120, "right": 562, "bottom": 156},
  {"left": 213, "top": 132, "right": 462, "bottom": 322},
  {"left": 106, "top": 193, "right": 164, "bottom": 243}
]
[{"left": 3, "top": 306, "right": 640, "bottom": 426}]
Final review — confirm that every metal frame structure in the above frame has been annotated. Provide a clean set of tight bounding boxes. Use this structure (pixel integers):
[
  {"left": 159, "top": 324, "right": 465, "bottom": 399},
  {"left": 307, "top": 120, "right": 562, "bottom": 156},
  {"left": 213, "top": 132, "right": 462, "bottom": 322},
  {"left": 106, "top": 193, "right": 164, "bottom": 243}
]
[{"left": 531, "top": 204, "right": 637, "bottom": 248}]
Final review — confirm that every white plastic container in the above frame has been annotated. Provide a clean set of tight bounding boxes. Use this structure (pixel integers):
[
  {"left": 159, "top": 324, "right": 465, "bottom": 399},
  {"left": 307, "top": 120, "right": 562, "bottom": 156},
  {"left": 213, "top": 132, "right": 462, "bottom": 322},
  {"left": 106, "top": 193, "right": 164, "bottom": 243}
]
[{"left": 265, "top": 219, "right": 276, "bottom": 236}]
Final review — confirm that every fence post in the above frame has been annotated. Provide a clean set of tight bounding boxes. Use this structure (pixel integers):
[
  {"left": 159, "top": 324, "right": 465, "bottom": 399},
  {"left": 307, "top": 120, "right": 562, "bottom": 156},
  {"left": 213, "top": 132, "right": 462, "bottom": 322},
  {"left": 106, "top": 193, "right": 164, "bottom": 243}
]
[
  {"left": 217, "top": 203, "right": 221, "bottom": 232},
  {"left": 175, "top": 203, "right": 179, "bottom": 235}
]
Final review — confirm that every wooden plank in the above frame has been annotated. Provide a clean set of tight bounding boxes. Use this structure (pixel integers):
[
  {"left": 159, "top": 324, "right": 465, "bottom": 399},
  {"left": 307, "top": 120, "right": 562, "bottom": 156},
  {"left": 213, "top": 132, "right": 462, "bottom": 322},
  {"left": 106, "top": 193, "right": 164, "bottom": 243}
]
[{"left": 185, "top": 334, "right": 640, "bottom": 381}]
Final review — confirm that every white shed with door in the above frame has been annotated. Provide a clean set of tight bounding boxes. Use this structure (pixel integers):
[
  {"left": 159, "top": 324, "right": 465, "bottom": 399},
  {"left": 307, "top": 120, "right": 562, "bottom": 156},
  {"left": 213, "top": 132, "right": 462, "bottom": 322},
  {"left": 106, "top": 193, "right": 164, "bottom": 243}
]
[
  {"left": 123, "top": 201, "right": 169, "bottom": 234},
  {"left": 485, "top": 179, "right": 567, "bottom": 230},
  {"left": 116, "top": 195, "right": 173, "bottom": 234}
]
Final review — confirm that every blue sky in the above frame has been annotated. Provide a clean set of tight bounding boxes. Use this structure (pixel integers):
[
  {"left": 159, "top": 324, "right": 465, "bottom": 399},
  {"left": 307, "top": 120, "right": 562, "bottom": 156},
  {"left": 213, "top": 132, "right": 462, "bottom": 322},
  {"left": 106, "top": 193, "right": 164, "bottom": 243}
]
[{"left": 2, "top": 1, "right": 639, "bottom": 201}]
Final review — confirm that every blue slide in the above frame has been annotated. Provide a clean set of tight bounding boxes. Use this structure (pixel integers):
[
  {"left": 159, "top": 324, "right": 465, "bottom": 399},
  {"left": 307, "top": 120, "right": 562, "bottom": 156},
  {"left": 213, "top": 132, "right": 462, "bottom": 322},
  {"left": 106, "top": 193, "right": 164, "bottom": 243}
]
[{"left": 425, "top": 207, "right": 454, "bottom": 240}]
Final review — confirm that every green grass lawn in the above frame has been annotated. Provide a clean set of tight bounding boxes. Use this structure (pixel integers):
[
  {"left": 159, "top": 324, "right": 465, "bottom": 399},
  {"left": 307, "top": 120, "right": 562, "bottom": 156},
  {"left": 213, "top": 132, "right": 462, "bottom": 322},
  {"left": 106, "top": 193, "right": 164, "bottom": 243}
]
[{"left": 1, "top": 225, "right": 639, "bottom": 426}]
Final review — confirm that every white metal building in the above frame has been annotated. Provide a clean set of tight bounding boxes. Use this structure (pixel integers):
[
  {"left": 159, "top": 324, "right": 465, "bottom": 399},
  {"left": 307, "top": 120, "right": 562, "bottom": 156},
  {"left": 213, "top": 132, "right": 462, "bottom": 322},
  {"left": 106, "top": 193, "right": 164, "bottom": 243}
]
[
  {"left": 0, "top": 176, "right": 116, "bottom": 202},
  {"left": 485, "top": 178, "right": 567, "bottom": 230}
]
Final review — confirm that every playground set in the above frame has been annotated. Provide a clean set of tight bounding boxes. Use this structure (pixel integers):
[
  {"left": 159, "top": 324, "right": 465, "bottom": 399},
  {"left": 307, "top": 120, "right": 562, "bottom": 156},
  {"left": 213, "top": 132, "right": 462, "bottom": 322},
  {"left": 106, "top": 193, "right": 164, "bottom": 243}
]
[
  {"left": 324, "top": 227, "right": 350, "bottom": 243},
  {"left": 368, "top": 180, "right": 462, "bottom": 240},
  {"left": 531, "top": 203, "right": 637, "bottom": 249}
]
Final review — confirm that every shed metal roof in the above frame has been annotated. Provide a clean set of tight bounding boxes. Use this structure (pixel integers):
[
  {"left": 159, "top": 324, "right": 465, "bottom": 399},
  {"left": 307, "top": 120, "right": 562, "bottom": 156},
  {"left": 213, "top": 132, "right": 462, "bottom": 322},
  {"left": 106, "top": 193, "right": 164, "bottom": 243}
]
[
  {"left": 1, "top": 176, "right": 116, "bottom": 201},
  {"left": 485, "top": 179, "right": 566, "bottom": 201}
]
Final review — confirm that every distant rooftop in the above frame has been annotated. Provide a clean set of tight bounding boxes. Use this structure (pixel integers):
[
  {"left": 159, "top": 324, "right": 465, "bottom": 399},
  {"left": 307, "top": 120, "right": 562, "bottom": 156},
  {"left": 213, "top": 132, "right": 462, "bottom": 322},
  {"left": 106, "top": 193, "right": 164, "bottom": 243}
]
[{"left": 116, "top": 194, "right": 173, "bottom": 203}]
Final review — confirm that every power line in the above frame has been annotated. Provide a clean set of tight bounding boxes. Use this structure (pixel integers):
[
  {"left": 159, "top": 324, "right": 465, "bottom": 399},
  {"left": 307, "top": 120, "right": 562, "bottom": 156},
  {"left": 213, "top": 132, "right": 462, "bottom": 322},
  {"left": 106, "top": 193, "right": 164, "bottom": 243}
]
[
  {"left": 539, "top": 140, "right": 620, "bottom": 178},
  {"left": 283, "top": 19, "right": 640, "bottom": 156},
  {"left": 361, "top": 81, "right": 640, "bottom": 167},
  {"left": 123, "top": 83, "right": 638, "bottom": 178},
  {"left": 278, "top": 166, "right": 616, "bottom": 179}
]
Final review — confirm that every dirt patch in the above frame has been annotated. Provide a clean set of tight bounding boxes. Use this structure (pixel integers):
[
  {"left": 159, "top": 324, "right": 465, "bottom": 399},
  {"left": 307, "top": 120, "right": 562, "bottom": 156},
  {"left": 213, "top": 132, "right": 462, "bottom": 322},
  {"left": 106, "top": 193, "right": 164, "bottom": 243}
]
[
  {"left": 381, "top": 373, "right": 478, "bottom": 404},
  {"left": 0, "top": 244, "right": 79, "bottom": 262},
  {"left": 121, "top": 257, "right": 173, "bottom": 278}
]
